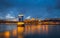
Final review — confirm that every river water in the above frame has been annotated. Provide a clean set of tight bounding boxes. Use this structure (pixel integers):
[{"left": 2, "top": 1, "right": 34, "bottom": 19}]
[{"left": 0, "top": 24, "right": 60, "bottom": 38}]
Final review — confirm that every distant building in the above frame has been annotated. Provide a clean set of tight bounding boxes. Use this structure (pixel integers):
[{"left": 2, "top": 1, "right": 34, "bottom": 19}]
[
  {"left": 44, "top": 18, "right": 60, "bottom": 22},
  {"left": 45, "top": 18, "right": 60, "bottom": 20}
]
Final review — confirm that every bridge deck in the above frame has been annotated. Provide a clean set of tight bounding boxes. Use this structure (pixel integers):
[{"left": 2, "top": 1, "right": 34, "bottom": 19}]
[{"left": 0, "top": 20, "right": 60, "bottom": 25}]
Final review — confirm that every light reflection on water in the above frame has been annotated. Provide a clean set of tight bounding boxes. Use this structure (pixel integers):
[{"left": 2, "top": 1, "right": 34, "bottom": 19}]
[
  {"left": 0, "top": 24, "right": 60, "bottom": 38},
  {"left": 24, "top": 25, "right": 48, "bottom": 35}
]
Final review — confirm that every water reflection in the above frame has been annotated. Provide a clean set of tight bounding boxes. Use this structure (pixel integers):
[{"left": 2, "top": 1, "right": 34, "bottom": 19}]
[
  {"left": 0, "top": 24, "right": 17, "bottom": 38},
  {"left": 0, "top": 24, "right": 60, "bottom": 38},
  {"left": 24, "top": 25, "right": 48, "bottom": 35}
]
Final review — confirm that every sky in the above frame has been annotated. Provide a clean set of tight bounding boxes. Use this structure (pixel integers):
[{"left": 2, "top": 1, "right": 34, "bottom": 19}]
[{"left": 0, "top": 0, "right": 60, "bottom": 20}]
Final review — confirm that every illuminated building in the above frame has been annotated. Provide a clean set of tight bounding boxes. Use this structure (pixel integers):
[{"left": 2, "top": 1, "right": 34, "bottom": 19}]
[{"left": 31, "top": 18, "right": 35, "bottom": 20}]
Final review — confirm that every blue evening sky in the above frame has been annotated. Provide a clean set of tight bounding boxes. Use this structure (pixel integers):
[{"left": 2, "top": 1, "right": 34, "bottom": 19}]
[{"left": 0, "top": 0, "right": 60, "bottom": 19}]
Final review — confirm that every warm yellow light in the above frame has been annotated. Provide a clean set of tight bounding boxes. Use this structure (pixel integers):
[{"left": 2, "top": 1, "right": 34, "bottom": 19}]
[
  {"left": 4, "top": 31, "right": 10, "bottom": 38},
  {"left": 39, "top": 20, "right": 41, "bottom": 21},
  {"left": 17, "top": 22, "right": 24, "bottom": 25},
  {"left": 17, "top": 27, "right": 24, "bottom": 34},
  {"left": 31, "top": 18, "right": 35, "bottom": 20},
  {"left": 12, "top": 29, "right": 17, "bottom": 36}
]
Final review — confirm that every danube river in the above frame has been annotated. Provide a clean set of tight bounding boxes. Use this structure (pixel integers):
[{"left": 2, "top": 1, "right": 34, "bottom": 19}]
[{"left": 0, "top": 24, "right": 60, "bottom": 38}]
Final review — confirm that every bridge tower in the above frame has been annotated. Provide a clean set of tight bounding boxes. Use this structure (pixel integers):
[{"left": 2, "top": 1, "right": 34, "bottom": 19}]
[
  {"left": 18, "top": 14, "right": 24, "bottom": 22},
  {"left": 17, "top": 14, "right": 25, "bottom": 37}
]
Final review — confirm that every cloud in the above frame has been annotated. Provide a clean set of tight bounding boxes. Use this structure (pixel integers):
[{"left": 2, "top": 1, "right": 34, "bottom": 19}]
[
  {"left": 5, "top": 13, "right": 15, "bottom": 19},
  {"left": 0, "top": 16, "right": 3, "bottom": 19},
  {"left": 5, "top": 13, "right": 18, "bottom": 21},
  {"left": 25, "top": 16, "right": 31, "bottom": 19}
]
